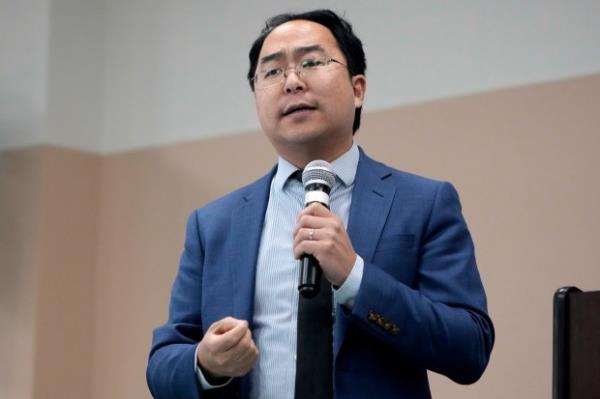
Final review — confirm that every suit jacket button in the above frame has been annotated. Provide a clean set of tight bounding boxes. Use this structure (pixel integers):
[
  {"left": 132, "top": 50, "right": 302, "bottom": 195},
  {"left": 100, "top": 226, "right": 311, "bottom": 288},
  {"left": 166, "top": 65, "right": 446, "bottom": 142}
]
[{"left": 368, "top": 310, "right": 377, "bottom": 321}]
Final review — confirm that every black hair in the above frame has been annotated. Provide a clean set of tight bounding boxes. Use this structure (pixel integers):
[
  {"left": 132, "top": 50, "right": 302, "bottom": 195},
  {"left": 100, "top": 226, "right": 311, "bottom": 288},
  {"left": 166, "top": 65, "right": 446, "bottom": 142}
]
[{"left": 247, "top": 9, "right": 367, "bottom": 133}]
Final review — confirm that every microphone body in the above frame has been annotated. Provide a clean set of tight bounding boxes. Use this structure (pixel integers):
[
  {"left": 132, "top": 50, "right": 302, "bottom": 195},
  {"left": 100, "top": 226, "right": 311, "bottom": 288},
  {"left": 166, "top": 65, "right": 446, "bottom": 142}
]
[{"left": 298, "top": 161, "right": 336, "bottom": 298}]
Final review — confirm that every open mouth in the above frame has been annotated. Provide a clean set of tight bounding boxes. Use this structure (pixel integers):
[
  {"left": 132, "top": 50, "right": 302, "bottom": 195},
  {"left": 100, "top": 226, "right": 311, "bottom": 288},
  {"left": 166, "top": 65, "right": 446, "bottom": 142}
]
[{"left": 282, "top": 104, "right": 316, "bottom": 117}]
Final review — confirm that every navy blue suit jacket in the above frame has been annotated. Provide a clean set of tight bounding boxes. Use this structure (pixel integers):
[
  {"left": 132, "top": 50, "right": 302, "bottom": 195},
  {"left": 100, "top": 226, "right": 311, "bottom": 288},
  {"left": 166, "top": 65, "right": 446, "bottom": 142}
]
[{"left": 147, "top": 149, "right": 494, "bottom": 399}]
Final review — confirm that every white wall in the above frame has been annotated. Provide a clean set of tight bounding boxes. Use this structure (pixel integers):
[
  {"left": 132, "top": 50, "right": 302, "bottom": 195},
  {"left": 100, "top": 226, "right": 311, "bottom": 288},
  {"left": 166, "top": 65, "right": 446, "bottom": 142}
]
[
  {"left": 0, "top": 0, "right": 50, "bottom": 149},
  {"left": 45, "top": 0, "right": 105, "bottom": 152},
  {"left": 2, "top": 0, "right": 600, "bottom": 153},
  {"left": 0, "top": 0, "right": 105, "bottom": 152}
]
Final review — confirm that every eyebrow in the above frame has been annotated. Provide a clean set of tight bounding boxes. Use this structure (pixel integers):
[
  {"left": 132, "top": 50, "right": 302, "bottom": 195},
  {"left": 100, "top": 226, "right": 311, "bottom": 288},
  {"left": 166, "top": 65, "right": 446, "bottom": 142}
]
[{"left": 259, "top": 44, "right": 327, "bottom": 65}]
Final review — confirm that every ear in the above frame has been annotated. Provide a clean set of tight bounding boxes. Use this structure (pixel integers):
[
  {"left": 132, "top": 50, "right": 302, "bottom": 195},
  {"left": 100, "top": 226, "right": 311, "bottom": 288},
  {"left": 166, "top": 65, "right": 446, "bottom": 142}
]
[{"left": 351, "top": 74, "right": 366, "bottom": 109}]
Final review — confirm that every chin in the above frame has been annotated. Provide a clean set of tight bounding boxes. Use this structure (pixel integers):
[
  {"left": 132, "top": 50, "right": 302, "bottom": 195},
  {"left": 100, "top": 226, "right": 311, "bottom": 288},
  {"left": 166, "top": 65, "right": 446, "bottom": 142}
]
[{"left": 284, "top": 129, "right": 328, "bottom": 146}]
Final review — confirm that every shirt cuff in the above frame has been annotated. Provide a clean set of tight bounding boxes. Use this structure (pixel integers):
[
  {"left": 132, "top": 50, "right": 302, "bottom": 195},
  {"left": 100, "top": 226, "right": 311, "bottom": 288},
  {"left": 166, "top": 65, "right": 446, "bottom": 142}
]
[
  {"left": 194, "top": 343, "right": 232, "bottom": 390},
  {"left": 334, "top": 255, "right": 364, "bottom": 309}
]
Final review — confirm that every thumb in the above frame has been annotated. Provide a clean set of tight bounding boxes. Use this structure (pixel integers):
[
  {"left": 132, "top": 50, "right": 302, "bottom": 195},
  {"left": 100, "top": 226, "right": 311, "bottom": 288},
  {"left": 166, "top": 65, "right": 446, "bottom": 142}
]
[{"left": 210, "top": 317, "right": 247, "bottom": 335}]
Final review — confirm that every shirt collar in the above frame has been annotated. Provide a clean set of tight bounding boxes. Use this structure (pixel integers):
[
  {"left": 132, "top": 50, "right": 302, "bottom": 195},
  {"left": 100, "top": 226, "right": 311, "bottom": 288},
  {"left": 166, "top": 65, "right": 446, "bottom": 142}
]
[{"left": 273, "top": 142, "right": 359, "bottom": 192}]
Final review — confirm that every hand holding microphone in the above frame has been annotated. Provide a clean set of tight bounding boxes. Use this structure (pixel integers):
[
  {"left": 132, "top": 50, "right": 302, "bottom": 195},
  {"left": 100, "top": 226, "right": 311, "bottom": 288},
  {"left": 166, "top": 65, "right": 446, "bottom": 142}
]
[{"left": 294, "top": 160, "right": 357, "bottom": 297}]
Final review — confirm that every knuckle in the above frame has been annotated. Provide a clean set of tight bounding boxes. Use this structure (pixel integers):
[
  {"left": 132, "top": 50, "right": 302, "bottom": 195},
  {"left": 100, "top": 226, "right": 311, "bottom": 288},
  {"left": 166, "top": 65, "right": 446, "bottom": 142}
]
[{"left": 241, "top": 336, "right": 251, "bottom": 347}]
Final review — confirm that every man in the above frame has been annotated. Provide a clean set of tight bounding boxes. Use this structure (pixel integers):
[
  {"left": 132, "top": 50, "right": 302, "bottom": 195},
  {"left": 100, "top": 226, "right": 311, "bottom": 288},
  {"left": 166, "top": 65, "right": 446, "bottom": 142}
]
[{"left": 147, "top": 9, "right": 494, "bottom": 399}]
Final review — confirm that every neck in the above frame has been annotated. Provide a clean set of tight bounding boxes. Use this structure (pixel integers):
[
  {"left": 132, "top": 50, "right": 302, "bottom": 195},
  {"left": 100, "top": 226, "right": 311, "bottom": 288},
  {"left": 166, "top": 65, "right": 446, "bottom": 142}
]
[{"left": 280, "top": 141, "right": 353, "bottom": 169}]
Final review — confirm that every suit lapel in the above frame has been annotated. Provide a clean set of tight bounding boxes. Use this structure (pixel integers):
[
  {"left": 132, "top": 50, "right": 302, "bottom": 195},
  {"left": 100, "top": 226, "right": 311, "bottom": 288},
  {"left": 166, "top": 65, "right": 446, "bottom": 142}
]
[
  {"left": 335, "top": 150, "right": 396, "bottom": 355},
  {"left": 347, "top": 151, "right": 396, "bottom": 263},
  {"left": 229, "top": 168, "right": 275, "bottom": 323}
]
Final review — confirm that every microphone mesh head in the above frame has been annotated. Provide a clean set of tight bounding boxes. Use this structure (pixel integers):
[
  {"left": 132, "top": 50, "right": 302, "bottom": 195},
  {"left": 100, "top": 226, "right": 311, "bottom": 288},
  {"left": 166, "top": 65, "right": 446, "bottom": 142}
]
[{"left": 302, "top": 160, "right": 336, "bottom": 189}]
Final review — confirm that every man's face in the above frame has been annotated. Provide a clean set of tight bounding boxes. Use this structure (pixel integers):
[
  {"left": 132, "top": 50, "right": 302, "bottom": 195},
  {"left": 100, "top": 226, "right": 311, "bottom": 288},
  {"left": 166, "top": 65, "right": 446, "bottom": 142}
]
[{"left": 253, "top": 20, "right": 366, "bottom": 164}]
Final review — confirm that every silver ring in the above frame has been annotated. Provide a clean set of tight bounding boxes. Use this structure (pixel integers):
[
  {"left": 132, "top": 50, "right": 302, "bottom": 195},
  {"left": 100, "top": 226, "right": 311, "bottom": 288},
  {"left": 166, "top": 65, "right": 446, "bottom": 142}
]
[{"left": 308, "top": 229, "right": 315, "bottom": 240}]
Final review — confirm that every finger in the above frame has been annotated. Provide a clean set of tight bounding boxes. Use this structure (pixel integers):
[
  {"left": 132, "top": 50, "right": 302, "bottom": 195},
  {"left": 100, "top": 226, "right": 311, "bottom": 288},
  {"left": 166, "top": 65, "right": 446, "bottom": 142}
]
[
  {"left": 232, "top": 344, "right": 259, "bottom": 376},
  {"left": 302, "top": 202, "right": 331, "bottom": 216},
  {"left": 209, "top": 316, "right": 241, "bottom": 334},
  {"left": 297, "top": 204, "right": 332, "bottom": 222},
  {"left": 224, "top": 329, "right": 253, "bottom": 358},
  {"left": 293, "top": 239, "right": 323, "bottom": 260},
  {"left": 226, "top": 333, "right": 259, "bottom": 375},
  {"left": 239, "top": 338, "right": 258, "bottom": 368},
  {"left": 213, "top": 320, "right": 249, "bottom": 350},
  {"left": 293, "top": 214, "right": 332, "bottom": 236},
  {"left": 293, "top": 227, "right": 323, "bottom": 251}
]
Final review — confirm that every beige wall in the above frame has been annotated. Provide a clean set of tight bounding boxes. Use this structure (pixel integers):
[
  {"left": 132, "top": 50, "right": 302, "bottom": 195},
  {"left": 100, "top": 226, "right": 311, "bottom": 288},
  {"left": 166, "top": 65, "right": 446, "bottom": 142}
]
[
  {"left": 0, "top": 147, "right": 99, "bottom": 399},
  {"left": 32, "top": 148, "right": 99, "bottom": 399},
  {"left": 2, "top": 74, "right": 599, "bottom": 398},
  {"left": 1, "top": 148, "right": 43, "bottom": 399}
]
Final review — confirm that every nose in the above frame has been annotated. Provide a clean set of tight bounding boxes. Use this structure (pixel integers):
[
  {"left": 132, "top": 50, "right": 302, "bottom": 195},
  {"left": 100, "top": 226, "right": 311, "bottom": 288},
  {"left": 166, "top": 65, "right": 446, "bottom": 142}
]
[{"left": 283, "top": 67, "right": 306, "bottom": 94}]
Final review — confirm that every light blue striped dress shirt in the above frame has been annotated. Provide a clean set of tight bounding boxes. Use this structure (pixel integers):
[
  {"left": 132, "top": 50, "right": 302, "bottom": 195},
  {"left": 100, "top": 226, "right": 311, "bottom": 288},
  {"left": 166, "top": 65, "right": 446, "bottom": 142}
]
[
  {"left": 196, "top": 143, "right": 364, "bottom": 397},
  {"left": 250, "top": 142, "right": 363, "bottom": 399}
]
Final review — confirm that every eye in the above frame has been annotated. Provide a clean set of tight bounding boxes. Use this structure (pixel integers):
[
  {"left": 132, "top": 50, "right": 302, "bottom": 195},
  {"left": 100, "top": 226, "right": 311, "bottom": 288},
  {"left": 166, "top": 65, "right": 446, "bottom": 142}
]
[
  {"left": 300, "top": 58, "right": 326, "bottom": 69},
  {"left": 262, "top": 67, "right": 282, "bottom": 79}
]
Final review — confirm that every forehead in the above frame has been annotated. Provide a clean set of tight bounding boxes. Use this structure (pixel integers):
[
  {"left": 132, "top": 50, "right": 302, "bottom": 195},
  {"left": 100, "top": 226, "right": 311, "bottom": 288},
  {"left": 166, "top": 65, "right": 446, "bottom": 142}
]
[{"left": 259, "top": 20, "right": 340, "bottom": 60}]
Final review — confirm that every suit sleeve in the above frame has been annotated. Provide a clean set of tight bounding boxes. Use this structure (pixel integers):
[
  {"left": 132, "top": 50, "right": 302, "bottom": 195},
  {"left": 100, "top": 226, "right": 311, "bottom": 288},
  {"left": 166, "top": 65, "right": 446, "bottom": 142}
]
[
  {"left": 146, "top": 211, "right": 206, "bottom": 399},
  {"left": 348, "top": 182, "right": 495, "bottom": 384}
]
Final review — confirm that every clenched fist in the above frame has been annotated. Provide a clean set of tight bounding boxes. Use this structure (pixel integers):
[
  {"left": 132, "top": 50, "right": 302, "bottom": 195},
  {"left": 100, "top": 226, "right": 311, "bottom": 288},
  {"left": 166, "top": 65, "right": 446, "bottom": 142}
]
[{"left": 197, "top": 317, "right": 259, "bottom": 379}]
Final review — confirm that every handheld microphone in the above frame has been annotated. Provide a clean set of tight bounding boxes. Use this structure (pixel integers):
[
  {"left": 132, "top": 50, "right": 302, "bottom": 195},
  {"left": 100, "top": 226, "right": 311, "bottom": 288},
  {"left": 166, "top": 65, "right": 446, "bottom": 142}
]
[{"left": 298, "top": 160, "right": 336, "bottom": 298}]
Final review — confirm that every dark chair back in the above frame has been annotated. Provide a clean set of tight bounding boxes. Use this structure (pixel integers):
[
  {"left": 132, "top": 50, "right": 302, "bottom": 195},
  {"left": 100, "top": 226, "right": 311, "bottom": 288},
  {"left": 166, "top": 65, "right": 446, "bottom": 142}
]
[{"left": 553, "top": 287, "right": 600, "bottom": 399}]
